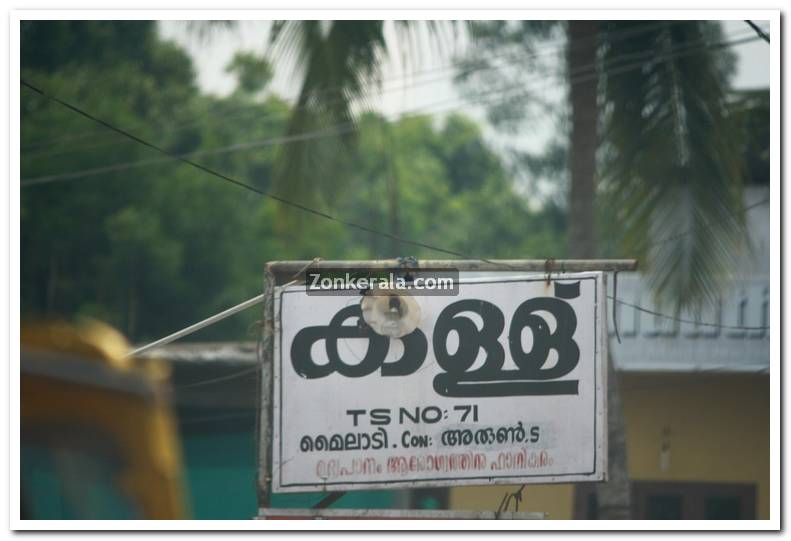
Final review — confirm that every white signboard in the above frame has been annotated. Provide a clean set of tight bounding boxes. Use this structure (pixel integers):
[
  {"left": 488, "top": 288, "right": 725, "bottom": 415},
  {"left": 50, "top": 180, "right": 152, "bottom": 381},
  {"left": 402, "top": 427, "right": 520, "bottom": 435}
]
[{"left": 272, "top": 273, "right": 607, "bottom": 492}]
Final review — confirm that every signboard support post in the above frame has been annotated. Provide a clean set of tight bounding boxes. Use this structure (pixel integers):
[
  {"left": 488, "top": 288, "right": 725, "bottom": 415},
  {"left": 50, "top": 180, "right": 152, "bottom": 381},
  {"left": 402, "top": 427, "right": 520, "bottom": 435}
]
[{"left": 257, "top": 264, "right": 276, "bottom": 508}]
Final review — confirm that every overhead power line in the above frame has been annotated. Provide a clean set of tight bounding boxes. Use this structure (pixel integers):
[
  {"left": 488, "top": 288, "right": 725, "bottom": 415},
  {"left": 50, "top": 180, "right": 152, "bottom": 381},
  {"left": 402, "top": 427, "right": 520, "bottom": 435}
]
[
  {"left": 21, "top": 22, "right": 765, "bottom": 161},
  {"left": 745, "top": 20, "right": 770, "bottom": 43},
  {"left": 18, "top": 29, "right": 769, "bottom": 290},
  {"left": 21, "top": 79, "right": 478, "bottom": 262},
  {"left": 22, "top": 19, "right": 683, "bottom": 153},
  {"left": 645, "top": 198, "right": 769, "bottom": 249},
  {"left": 21, "top": 29, "right": 763, "bottom": 186},
  {"left": 608, "top": 295, "right": 769, "bottom": 331},
  {"left": 137, "top": 280, "right": 769, "bottom": 394},
  {"left": 176, "top": 364, "right": 261, "bottom": 391},
  {"left": 21, "top": 123, "right": 357, "bottom": 186},
  {"left": 19, "top": 25, "right": 771, "bottom": 385}
]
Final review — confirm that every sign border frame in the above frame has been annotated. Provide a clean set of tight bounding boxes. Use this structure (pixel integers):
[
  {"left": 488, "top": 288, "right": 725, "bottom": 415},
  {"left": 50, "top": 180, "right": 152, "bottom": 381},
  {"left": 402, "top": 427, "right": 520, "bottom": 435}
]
[{"left": 267, "top": 272, "right": 609, "bottom": 494}]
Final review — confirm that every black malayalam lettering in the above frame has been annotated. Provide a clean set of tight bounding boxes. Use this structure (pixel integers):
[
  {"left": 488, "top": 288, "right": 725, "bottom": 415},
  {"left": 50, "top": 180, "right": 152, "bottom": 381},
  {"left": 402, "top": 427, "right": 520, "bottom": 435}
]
[
  {"left": 432, "top": 299, "right": 505, "bottom": 377},
  {"left": 291, "top": 304, "right": 426, "bottom": 379},
  {"left": 508, "top": 297, "right": 579, "bottom": 380},
  {"left": 432, "top": 282, "right": 581, "bottom": 397},
  {"left": 289, "top": 281, "right": 584, "bottom": 397}
]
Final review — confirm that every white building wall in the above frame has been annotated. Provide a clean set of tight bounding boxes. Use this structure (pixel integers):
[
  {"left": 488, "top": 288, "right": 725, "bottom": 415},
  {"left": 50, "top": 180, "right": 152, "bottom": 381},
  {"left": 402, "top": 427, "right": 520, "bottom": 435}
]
[{"left": 609, "top": 185, "right": 769, "bottom": 373}]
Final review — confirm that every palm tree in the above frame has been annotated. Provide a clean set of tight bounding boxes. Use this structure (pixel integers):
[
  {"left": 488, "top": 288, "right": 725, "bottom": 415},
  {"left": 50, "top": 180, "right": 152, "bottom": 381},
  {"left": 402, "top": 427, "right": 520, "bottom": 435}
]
[
  {"left": 266, "top": 21, "right": 458, "bottom": 245},
  {"left": 566, "top": 19, "right": 633, "bottom": 520},
  {"left": 598, "top": 21, "right": 745, "bottom": 306},
  {"left": 266, "top": 19, "right": 749, "bottom": 519},
  {"left": 566, "top": 21, "right": 599, "bottom": 261},
  {"left": 566, "top": 20, "right": 746, "bottom": 519}
]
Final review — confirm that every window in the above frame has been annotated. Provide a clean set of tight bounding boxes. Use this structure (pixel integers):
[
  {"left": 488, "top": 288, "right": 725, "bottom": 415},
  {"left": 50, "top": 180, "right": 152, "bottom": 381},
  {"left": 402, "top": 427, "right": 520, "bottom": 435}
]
[{"left": 574, "top": 481, "right": 756, "bottom": 520}]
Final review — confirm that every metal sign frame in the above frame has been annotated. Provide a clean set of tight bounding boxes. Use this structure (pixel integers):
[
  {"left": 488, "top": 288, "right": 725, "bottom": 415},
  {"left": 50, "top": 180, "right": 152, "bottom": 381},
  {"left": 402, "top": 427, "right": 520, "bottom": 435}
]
[
  {"left": 257, "top": 508, "right": 547, "bottom": 520},
  {"left": 257, "top": 259, "right": 638, "bottom": 512}
]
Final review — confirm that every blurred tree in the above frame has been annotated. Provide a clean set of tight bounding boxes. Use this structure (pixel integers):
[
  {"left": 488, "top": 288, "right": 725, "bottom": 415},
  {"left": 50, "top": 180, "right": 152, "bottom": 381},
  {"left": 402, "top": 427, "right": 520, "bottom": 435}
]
[
  {"left": 338, "top": 112, "right": 565, "bottom": 260},
  {"left": 100, "top": 207, "right": 183, "bottom": 337},
  {"left": 459, "top": 20, "right": 747, "bottom": 307},
  {"left": 21, "top": 21, "right": 157, "bottom": 73},
  {"left": 21, "top": 21, "right": 200, "bottom": 340},
  {"left": 226, "top": 52, "right": 274, "bottom": 96},
  {"left": 729, "top": 89, "right": 769, "bottom": 186},
  {"left": 566, "top": 21, "right": 598, "bottom": 260},
  {"left": 598, "top": 21, "right": 744, "bottom": 307},
  {"left": 21, "top": 21, "right": 563, "bottom": 343},
  {"left": 265, "top": 21, "right": 465, "bottom": 242},
  {"left": 456, "top": 20, "right": 757, "bottom": 518},
  {"left": 20, "top": 21, "right": 282, "bottom": 341}
]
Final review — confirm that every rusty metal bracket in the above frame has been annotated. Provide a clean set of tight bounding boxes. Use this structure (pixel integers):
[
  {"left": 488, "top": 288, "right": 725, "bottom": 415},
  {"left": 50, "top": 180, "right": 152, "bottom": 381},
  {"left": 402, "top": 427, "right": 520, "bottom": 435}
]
[
  {"left": 612, "top": 271, "right": 622, "bottom": 344},
  {"left": 313, "top": 492, "right": 346, "bottom": 509},
  {"left": 544, "top": 258, "right": 556, "bottom": 285}
]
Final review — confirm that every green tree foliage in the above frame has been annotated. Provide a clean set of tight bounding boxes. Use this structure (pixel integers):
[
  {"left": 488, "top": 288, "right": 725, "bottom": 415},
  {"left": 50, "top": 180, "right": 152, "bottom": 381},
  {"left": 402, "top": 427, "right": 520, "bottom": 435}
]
[
  {"left": 267, "top": 21, "right": 465, "bottom": 227},
  {"left": 730, "top": 89, "right": 769, "bottom": 186},
  {"left": 457, "top": 20, "right": 761, "bottom": 309},
  {"left": 20, "top": 21, "right": 564, "bottom": 343},
  {"left": 335, "top": 113, "right": 565, "bottom": 260},
  {"left": 598, "top": 21, "right": 744, "bottom": 306},
  {"left": 226, "top": 52, "right": 274, "bottom": 96}
]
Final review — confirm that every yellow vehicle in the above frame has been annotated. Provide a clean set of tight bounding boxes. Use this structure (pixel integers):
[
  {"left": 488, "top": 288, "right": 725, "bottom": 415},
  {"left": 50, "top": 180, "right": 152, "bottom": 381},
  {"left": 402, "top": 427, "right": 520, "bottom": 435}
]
[{"left": 20, "top": 320, "right": 188, "bottom": 519}]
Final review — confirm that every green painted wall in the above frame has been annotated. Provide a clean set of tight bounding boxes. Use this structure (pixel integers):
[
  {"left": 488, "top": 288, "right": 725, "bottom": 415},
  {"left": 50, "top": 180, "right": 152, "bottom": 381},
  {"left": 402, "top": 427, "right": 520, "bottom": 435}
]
[{"left": 178, "top": 415, "right": 400, "bottom": 519}]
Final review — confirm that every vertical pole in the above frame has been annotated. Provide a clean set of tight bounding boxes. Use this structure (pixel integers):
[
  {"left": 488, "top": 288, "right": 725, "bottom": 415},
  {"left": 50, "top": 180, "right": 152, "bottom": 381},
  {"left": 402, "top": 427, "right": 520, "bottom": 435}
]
[
  {"left": 383, "top": 123, "right": 401, "bottom": 257},
  {"left": 257, "top": 264, "right": 275, "bottom": 509},
  {"left": 567, "top": 20, "right": 600, "bottom": 259}
]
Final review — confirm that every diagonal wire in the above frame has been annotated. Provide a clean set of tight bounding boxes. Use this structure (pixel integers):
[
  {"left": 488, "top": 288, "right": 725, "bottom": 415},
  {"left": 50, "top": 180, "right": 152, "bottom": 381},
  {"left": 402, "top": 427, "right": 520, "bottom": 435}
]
[
  {"left": 155, "top": 286, "right": 770, "bottom": 394},
  {"left": 27, "top": 20, "right": 766, "bottom": 157},
  {"left": 19, "top": 26, "right": 770, "bottom": 395},
  {"left": 20, "top": 124, "right": 357, "bottom": 186},
  {"left": 26, "top": 59, "right": 767, "bottom": 273},
  {"left": 21, "top": 65, "right": 770, "bottom": 347},
  {"left": 607, "top": 295, "right": 769, "bottom": 331},
  {"left": 21, "top": 27, "right": 763, "bottom": 185},
  {"left": 22, "top": 19, "right": 686, "bottom": 154},
  {"left": 644, "top": 198, "right": 770, "bottom": 249},
  {"left": 153, "top": 289, "right": 769, "bottom": 395},
  {"left": 175, "top": 364, "right": 261, "bottom": 390},
  {"left": 745, "top": 20, "right": 770, "bottom": 43},
  {"left": 21, "top": 79, "right": 495, "bottom": 263}
]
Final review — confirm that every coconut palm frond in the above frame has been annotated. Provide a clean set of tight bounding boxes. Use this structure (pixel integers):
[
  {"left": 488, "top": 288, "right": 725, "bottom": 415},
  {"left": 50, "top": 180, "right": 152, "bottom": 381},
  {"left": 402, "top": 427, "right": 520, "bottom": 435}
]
[
  {"left": 268, "top": 20, "right": 468, "bottom": 229},
  {"left": 391, "top": 20, "right": 466, "bottom": 68},
  {"left": 184, "top": 21, "right": 237, "bottom": 43},
  {"left": 267, "top": 21, "right": 387, "bottom": 227},
  {"left": 600, "top": 21, "right": 746, "bottom": 308}
]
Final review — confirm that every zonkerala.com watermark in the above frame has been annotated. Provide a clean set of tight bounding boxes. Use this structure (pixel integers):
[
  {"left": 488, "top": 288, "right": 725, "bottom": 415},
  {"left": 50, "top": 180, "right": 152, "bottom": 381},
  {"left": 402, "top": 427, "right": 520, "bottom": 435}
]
[{"left": 304, "top": 268, "right": 459, "bottom": 296}]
